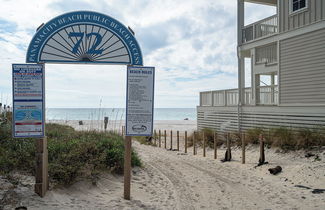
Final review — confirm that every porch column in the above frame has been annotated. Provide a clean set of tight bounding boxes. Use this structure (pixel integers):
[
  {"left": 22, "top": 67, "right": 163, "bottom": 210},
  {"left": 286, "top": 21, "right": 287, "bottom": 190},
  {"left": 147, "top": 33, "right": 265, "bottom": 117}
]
[
  {"left": 237, "top": 0, "right": 245, "bottom": 133},
  {"left": 271, "top": 73, "right": 275, "bottom": 104},
  {"left": 251, "top": 48, "right": 256, "bottom": 105},
  {"left": 237, "top": 0, "right": 244, "bottom": 45},
  {"left": 255, "top": 74, "right": 260, "bottom": 104}
]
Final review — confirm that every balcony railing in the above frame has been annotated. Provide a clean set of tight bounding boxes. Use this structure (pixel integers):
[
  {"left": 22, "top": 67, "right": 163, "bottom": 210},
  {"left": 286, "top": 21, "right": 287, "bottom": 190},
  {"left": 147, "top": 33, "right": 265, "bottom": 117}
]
[
  {"left": 242, "top": 15, "right": 278, "bottom": 43},
  {"left": 200, "top": 85, "right": 278, "bottom": 107},
  {"left": 255, "top": 43, "right": 277, "bottom": 64}
]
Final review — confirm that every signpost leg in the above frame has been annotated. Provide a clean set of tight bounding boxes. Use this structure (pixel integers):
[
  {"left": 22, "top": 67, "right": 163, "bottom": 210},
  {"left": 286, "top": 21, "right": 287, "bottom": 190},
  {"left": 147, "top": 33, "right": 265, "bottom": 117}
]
[
  {"left": 124, "top": 136, "right": 132, "bottom": 200},
  {"left": 35, "top": 137, "right": 48, "bottom": 197}
]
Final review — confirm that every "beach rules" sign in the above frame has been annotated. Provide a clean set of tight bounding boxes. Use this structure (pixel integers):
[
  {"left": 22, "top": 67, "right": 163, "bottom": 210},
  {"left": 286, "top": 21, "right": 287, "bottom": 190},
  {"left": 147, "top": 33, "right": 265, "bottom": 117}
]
[
  {"left": 126, "top": 66, "right": 155, "bottom": 136},
  {"left": 12, "top": 64, "right": 45, "bottom": 138}
]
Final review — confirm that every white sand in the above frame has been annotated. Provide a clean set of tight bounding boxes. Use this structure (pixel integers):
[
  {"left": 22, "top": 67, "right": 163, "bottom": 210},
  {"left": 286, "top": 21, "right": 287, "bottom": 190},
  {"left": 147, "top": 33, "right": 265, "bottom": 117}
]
[{"left": 1, "top": 121, "right": 325, "bottom": 210}]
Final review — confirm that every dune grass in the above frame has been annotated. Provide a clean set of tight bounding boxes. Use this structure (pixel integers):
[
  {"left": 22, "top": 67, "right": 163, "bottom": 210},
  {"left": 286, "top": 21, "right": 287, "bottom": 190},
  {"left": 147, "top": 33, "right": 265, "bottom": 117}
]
[
  {"left": 188, "top": 126, "right": 325, "bottom": 151},
  {"left": 0, "top": 113, "right": 141, "bottom": 185}
]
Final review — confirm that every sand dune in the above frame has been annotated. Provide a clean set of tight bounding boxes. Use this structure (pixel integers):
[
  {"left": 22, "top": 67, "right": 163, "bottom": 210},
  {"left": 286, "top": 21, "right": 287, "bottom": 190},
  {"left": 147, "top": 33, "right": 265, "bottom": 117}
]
[{"left": 1, "top": 121, "right": 324, "bottom": 209}]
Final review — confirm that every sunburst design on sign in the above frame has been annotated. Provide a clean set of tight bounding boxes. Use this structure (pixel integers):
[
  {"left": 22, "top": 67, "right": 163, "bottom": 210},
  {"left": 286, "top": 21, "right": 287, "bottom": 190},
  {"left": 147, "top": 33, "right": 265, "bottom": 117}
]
[{"left": 40, "top": 24, "right": 130, "bottom": 63}]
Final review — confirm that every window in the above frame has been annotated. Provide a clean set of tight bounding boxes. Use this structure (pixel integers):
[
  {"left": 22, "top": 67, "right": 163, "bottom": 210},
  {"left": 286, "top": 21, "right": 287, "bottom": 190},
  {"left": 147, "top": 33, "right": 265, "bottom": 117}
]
[{"left": 291, "top": 0, "right": 307, "bottom": 13}]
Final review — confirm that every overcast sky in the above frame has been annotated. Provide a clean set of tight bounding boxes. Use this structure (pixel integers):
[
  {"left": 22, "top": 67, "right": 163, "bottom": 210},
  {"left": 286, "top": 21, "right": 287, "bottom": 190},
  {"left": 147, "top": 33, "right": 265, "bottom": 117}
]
[{"left": 0, "top": 0, "right": 275, "bottom": 108}]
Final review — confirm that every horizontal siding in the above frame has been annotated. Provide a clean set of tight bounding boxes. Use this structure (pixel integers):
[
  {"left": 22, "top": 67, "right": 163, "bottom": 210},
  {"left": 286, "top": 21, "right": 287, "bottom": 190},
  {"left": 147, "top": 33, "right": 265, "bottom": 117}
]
[
  {"left": 197, "top": 106, "right": 325, "bottom": 134},
  {"left": 279, "top": 0, "right": 325, "bottom": 33},
  {"left": 279, "top": 28, "right": 325, "bottom": 104}
]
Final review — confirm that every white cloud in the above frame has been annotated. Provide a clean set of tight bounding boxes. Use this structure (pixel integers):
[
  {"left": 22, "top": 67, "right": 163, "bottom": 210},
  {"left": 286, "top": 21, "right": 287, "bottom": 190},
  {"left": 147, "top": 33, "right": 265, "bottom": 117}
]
[{"left": 0, "top": 0, "right": 274, "bottom": 108}]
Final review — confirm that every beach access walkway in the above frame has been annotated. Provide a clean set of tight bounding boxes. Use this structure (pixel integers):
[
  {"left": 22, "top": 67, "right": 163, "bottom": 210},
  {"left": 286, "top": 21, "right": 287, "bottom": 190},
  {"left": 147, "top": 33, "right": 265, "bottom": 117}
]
[{"left": 9, "top": 139, "right": 324, "bottom": 209}]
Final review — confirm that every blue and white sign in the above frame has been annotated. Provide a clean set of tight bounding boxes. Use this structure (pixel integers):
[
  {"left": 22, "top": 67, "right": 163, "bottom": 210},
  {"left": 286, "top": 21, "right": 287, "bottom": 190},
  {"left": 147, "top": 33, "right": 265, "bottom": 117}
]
[
  {"left": 126, "top": 66, "right": 155, "bottom": 136},
  {"left": 12, "top": 64, "right": 45, "bottom": 138},
  {"left": 26, "top": 11, "right": 143, "bottom": 65}
]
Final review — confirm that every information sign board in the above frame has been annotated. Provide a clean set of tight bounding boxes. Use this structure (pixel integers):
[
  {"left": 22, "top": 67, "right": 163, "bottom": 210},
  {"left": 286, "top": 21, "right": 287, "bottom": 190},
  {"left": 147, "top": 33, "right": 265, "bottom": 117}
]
[
  {"left": 12, "top": 64, "right": 45, "bottom": 138},
  {"left": 126, "top": 66, "right": 155, "bottom": 136}
]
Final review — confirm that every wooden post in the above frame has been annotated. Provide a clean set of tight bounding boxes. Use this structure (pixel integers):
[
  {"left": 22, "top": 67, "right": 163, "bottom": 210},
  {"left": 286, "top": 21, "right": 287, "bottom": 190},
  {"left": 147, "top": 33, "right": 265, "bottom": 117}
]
[
  {"left": 185, "top": 131, "right": 188, "bottom": 153},
  {"left": 159, "top": 130, "right": 161, "bottom": 147},
  {"left": 154, "top": 130, "right": 157, "bottom": 145},
  {"left": 177, "top": 131, "right": 179, "bottom": 151},
  {"left": 35, "top": 137, "right": 48, "bottom": 197},
  {"left": 170, "top": 130, "right": 173, "bottom": 150},
  {"left": 226, "top": 133, "right": 231, "bottom": 161},
  {"left": 259, "top": 134, "right": 265, "bottom": 164},
  {"left": 214, "top": 132, "right": 217, "bottom": 159},
  {"left": 242, "top": 133, "right": 246, "bottom": 164},
  {"left": 203, "top": 132, "right": 206, "bottom": 157},
  {"left": 193, "top": 131, "right": 196, "bottom": 155},
  {"left": 124, "top": 136, "right": 132, "bottom": 200},
  {"left": 164, "top": 130, "right": 167, "bottom": 149}
]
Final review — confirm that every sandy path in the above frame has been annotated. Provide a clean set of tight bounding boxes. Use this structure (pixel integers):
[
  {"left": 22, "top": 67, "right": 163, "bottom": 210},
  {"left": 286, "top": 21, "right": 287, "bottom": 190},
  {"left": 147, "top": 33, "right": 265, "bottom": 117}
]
[
  {"left": 134, "top": 142, "right": 324, "bottom": 210},
  {"left": 3, "top": 140, "right": 324, "bottom": 210}
]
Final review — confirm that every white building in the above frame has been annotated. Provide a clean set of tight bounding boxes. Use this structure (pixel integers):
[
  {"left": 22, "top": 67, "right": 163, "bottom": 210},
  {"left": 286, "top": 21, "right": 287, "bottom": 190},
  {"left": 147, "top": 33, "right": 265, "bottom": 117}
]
[{"left": 198, "top": 0, "right": 325, "bottom": 132}]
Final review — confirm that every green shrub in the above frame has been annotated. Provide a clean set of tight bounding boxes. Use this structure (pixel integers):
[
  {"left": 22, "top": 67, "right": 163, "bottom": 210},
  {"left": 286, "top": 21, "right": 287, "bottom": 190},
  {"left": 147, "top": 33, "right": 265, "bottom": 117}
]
[{"left": 0, "top": 122, "right": 142, "bottom": 186}]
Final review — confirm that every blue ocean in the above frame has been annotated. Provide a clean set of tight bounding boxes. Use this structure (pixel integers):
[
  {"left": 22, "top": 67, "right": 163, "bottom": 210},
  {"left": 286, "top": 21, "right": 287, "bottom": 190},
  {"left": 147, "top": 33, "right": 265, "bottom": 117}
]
[{"left": 46, "top": 108, "right": 197, "bottom": 121}]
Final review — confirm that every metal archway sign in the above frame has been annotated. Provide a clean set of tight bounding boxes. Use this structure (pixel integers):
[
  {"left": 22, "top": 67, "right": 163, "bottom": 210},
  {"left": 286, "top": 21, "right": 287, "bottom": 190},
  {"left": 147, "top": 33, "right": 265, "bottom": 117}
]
[{"left": 26, "top": 11, "right": 143, "bottom": 65}]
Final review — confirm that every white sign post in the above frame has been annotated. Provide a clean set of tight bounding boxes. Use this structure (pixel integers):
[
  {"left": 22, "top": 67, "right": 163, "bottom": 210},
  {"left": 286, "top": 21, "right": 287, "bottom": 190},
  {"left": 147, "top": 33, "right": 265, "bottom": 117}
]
[
  {"left": 124, "top": 66, "right": 155, "bottom": 199},
  {"left": 12, "top": 64, "right": 45, "bottom": 138},
  {"left": 126, "top": 66, "right": 155, "bottom": 136}
]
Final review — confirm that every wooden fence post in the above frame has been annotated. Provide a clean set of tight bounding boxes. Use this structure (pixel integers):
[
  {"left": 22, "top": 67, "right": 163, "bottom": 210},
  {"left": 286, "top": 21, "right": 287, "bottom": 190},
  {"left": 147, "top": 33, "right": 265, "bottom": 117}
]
[
  {"left": 185, "top": 131, "right": 188, "bottom": 153},
  {"left": 214, "top": 132, "right": 217, "bottom": 159},
  {"left": 154, "top": 130, "right": 157, "bottom": 145},
  {"left": 242, "top": 133, "right": 246, "bottom": 164},
  {"left": 35, "top": 137, "right": 48, "bottom": 197},
  {"left": 177, "top": 131, "right": 180, "bottom": 151},
  {"left": 193, "top": 131, "right": 196, "bottom": 155},
  {"left": 226, "top": 133, "right": 231, "bottom": 161},
  {"left": 159, "top": 130, "right": 161, "bottom": 147},
  {"left": 164, "top": 130, "right": 167, "bottom": 149},
  {"left": 203, "top": 132, "right": 206, "bottom": 157},
  {"left": 259, "top": 134, "right": 265, "bottom": 165},
  {"left": 170, "top": 130, "right": 173, "bottom": 150}
]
